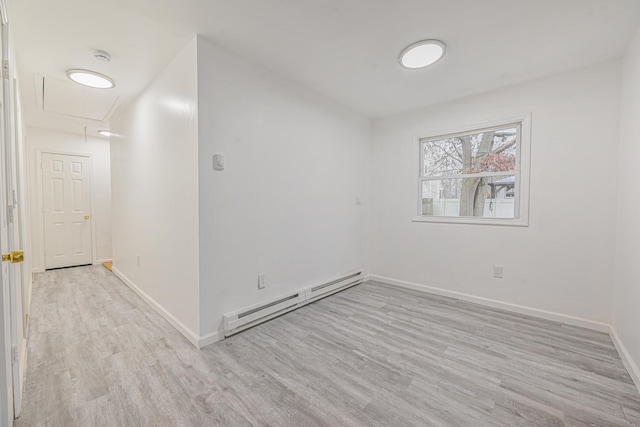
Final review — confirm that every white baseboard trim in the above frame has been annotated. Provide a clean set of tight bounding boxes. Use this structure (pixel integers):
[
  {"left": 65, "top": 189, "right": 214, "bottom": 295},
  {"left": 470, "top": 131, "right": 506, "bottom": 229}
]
[
  {"left": 610, "top": 327, "right": 640, "bottom": 393},
  {"left": 368, "top": 275, "right": 611, "bottom": 333},
  {"left": 111, "top": 266, "right": 201, "bottom": 349},
  {"left": 94, "top": 259, "right": 112, "bottom": 265},
  {"left": 198, "top": 331, "right": 222, "bottom": 349}
]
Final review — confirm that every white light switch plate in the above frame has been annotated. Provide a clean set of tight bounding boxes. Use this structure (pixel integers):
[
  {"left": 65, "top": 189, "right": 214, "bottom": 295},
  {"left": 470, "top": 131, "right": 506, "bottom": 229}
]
[{"left": 213, "top": 154, "right": 225, "bottom": 170}]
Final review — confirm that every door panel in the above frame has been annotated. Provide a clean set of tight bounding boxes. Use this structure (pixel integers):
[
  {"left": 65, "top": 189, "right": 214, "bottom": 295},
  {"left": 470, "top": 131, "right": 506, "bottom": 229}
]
[
  {"left": 1, "top": 33, "right": 25, "bottom": 418},
  {"left": 0, "top": 112, "right": 13, "bottom": 420},
  {"left": 71, "top": 179, "right": 83, "bottom": 211},
  {"left": 72, "top": 222, "right": 84, "bottom": 254},
  {"left": 51, "top": 179, "right": 64, "bottom": 212},
  {"left": 42, "top": 153, "right": 92, "bottom": 269}
]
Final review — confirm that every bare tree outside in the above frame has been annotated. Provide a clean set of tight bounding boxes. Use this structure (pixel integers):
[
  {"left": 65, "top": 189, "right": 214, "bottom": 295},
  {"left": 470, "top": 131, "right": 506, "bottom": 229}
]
[{"left": 420, "top": 125, "right": 519, "bottom": 218}]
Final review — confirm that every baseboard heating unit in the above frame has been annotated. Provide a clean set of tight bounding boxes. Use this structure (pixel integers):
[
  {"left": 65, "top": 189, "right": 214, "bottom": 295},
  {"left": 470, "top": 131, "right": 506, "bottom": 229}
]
[{"left": 223, "top": 271, "right": 363, "bottom": 337}]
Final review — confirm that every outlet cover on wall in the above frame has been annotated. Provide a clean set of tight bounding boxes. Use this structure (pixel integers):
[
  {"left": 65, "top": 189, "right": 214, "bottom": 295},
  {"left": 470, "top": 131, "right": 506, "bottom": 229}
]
[
  {"left": 258, "top": 274, "right": 266, "bottom": 289},
  {"left": 493, "top": 266, "right": 503, "bottom": 279}
]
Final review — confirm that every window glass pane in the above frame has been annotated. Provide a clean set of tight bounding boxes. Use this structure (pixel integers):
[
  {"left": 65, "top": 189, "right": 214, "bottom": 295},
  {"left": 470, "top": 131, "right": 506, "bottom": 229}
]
[
  {"left": 422, "top": 127, "right": 518, "bottom": 177},
  {"left": 422, "top": 138, "right": 463, "bottom": 177},
  {"left": 421, "top": 175, "right": 516, "bottom": 219}
]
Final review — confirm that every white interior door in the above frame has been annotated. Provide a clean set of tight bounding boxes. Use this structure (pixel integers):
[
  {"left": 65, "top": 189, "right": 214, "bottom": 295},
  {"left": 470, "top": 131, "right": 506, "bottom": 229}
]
[
  {"left": 42, "top": 153, "right": 93, "bottom": 269},
  {"left": 0, "top": 150, "right": 13, "bottom": 424},
  {"left": 2, "top": 84, "right": 24, "bottom": 420},
  {"left": 1, "top": 16, "right": 27, "bottom": 420}
]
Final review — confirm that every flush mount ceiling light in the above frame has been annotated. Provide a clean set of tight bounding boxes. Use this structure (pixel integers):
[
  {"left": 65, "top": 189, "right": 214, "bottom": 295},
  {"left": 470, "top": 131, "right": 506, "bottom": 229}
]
[
  {"left": 97, "top": 130, "right": 113, "bottom": 137},
  {"left": 399, "top": 39, "right": 446, "bottom": 69},
  {"left": 66, "top": 69, "right": 115, "bottom": 89}
]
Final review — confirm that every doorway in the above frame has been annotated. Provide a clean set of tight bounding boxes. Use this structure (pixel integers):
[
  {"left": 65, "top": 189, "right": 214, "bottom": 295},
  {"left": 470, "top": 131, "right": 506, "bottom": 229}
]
[{"left": 40, "top": 152, "right": 93, "bottom": 269}]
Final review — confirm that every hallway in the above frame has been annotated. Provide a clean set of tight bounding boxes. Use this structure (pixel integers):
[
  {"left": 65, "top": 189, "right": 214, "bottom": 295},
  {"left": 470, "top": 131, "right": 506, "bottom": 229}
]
[{"left": 14, "top": 266, "right": 640, "bottom": 426}]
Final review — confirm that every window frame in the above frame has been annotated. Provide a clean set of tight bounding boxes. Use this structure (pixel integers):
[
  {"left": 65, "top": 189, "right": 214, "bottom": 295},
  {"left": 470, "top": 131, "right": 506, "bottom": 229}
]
[{"left": 412, "top": 115, "right": 531, "bottom": 227}]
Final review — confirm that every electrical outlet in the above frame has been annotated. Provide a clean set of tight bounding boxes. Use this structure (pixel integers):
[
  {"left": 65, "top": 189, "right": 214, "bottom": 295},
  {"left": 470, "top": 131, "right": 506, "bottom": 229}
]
[
  {"left": 355, "top": 196, "right": 362, "bottom": 206},
  {"left": 493, "top": 266, "right": 503, "bottom": 279},
  {"left": 258, "top": 274, "right": 266, "bottom": 289},
  {"left": 137, "top": 255, "right": 141, "bottom": 267}
]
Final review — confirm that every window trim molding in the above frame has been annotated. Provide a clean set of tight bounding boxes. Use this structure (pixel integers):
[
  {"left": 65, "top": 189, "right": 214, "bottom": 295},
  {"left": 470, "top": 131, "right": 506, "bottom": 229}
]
[{"left": 412, "top": 114, "right": 532, "bottom": 227}]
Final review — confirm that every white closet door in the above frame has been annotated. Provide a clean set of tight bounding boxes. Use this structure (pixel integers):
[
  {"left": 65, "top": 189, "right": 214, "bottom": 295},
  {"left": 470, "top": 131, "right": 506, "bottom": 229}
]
[{"left": 42, "top": 153, "right": 92, "bottom": 269}]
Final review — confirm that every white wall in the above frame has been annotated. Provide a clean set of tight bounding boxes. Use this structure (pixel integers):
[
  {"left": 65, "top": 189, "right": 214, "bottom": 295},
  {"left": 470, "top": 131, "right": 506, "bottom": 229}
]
[
  {"left": 613, "top": 25, "right": 640, "bottom": 383},
  {"left": 196, "top": 37, "right": 371, "bottom": 337},
  {"left": 110, "top": 38, "right": 200, "bottom": 336},
  {"left": 26, "top": 127, "right": 112, "bottom": 272},
  {"left": 370, "top": 61, "right": 621, "bottom": 325}
]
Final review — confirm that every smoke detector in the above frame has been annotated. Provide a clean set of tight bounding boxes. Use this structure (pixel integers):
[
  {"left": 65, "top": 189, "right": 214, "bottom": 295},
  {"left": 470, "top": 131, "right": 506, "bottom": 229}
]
[{"left": 93, "top": 50, "right": 112, "bottom": 63}]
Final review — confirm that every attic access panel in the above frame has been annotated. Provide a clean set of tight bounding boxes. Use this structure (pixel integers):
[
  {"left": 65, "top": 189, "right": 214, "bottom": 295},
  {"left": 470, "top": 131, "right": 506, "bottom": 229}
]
[{"left": 40, "top": 76, "right": 120, "bottom": 121}]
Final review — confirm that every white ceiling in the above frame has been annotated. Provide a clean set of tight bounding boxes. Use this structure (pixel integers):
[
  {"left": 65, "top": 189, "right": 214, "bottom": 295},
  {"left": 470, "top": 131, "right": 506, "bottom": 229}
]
[
  {"left": 8, "top": 0, "right": 193, "bottom": 137},
  {"left": 9, "top": 0, "right": 640, "bottom": 136}
]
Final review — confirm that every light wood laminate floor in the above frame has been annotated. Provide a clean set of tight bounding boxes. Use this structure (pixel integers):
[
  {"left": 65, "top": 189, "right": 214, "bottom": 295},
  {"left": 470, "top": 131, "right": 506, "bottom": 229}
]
[{"left": 15, "top": 266, "right": 640, "bottom": 426}]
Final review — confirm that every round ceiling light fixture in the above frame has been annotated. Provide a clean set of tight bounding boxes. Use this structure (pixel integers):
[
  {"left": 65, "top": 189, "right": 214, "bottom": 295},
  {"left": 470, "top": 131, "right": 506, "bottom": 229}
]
[
  {"left": 97, "top": 130, "right": 113, "bottom": 137},
  {"left": 399, "top": 39, "right": 446, "bottom": 69},
  {"left": 66, "top": 69, "right": 115, "bottom": 89}
]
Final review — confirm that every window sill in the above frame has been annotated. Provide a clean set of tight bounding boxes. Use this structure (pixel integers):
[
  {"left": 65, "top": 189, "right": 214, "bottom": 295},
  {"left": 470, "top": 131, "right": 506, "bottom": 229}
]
[{"left": 411, "top": 216, "right": 529, "bottom": 227}]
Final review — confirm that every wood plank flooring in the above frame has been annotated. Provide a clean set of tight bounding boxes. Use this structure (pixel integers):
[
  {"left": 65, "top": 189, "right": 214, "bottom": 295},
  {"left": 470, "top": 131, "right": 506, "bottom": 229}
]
[{"left": 15, "top": 265, "right": 640, "bottom": 426}]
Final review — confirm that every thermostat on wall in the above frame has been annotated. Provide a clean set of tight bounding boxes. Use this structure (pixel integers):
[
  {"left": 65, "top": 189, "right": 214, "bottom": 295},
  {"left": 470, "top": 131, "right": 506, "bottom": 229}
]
[{"left": 213, "top": 154, "right": 225, "bottom": 170}]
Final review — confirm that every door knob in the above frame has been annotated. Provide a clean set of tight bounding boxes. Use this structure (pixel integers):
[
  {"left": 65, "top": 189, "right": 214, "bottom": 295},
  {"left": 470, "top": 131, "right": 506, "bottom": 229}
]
[
  {"left": 84, "top": 215, "right": 90, "bottom": 219},
  {"left": 2, "top": 250, "right": 24, "bottom": 263}
]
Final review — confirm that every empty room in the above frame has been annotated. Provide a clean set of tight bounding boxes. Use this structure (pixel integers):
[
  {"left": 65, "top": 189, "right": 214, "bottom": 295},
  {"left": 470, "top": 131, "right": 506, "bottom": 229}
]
[{"left": 1, "top": 0, "right": 640, "bottom": 425}]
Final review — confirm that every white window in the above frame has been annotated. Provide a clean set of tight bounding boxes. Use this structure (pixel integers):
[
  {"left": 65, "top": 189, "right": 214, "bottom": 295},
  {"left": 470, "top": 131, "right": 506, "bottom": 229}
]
[{"left": 415, "top": 117, "right": 530, "bottom": 226}]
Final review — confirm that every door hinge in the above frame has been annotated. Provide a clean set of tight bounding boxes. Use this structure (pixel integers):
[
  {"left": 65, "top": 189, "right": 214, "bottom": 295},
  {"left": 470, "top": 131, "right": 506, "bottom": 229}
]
[
  {"left": 2, "top": 60, "right": 9, "bottom": 80},
  {"left": 11, "top": 345, "right": 18, "bottom": 364}
]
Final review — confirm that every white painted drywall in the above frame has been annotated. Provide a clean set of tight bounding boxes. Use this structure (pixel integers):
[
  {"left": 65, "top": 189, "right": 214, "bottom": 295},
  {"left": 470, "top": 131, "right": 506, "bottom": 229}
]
[
  {"left": 196, "top": 37, "right": 371, "bottom": 337},
  {"left": 613, "top": 26, "right": 640, "bottom": 380},
  {"left": 370, "top": 61, "right": 621, "bottom": 324},
  {"left": 26, "top": 127, "right": 112, "bottom": 272},
  {"left": 110, "top": 38, "right": 200, "bottom": 335}
]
